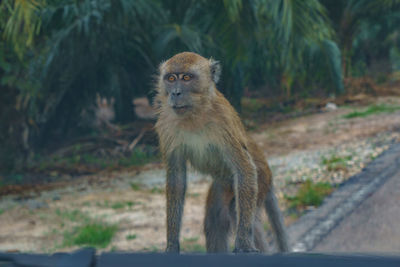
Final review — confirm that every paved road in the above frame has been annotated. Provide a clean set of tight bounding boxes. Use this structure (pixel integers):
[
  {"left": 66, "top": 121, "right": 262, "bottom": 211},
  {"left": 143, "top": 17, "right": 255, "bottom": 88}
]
[
  {"left": 314, "top": 168, "right": 400, "bottom": 253},
  {"left": 288, "top": 142, "right": 400, "bottom": 254}
]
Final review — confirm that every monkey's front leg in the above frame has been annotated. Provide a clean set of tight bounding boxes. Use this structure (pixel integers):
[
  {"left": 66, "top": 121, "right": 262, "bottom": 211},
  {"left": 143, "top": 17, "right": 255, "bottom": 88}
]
[
  {"left": 231, "top": 153, "right": 259, "bottom": 253},
  {"left": 165, "top": 153, "right": 187, "bottom": 253}
]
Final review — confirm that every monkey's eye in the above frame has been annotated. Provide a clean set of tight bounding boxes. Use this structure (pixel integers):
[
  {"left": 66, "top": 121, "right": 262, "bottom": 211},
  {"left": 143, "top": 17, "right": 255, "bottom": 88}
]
[
  {"left": 167, "top": 75, "right": 176, "bottom": 82},
  {"left": 182, "top": 74, "right": 191, "bottom": 81}
]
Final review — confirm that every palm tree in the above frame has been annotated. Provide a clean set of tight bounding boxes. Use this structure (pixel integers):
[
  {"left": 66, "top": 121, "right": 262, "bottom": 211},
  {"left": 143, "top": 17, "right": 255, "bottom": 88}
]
[
  {"left": 156, "top": 0, "right": 342, "bottom": 101},
  {"left": 1, "top": 0, "right": 342, "bottom": 149},
  {"left": 321, "top": 0, "right": 400, "bottom": 77}
]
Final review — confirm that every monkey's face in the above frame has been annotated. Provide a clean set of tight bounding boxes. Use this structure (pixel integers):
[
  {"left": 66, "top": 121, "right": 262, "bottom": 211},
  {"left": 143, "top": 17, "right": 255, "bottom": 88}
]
[
  {"left": 158, "top": 52, "right": 221, "bottom": 116},
  {"left": 163, "top": 72, "right": 198, "bottom": 115}
]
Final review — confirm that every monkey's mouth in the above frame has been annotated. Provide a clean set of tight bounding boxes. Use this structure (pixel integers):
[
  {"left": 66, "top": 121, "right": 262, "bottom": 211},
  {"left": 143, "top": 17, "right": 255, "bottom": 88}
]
[{"left": 172, "top": 105, "right": 191, "bottom": 115}]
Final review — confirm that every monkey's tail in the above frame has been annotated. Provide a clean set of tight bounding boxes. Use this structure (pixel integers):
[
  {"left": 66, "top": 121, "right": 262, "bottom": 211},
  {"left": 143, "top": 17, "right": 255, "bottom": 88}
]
[{"left": 264, "top": 187, "right": 290, "bottom": 252}]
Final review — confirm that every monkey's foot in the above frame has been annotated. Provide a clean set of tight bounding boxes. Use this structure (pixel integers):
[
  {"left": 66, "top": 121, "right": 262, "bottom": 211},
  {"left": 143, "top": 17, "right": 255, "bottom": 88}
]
[{"left": 165, "top": 245, "right": 180, "bottom": 254}]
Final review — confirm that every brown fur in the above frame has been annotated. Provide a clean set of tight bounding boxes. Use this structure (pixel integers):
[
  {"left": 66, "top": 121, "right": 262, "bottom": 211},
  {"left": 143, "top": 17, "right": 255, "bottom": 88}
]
[{"left": 154, "top": 52, "right": 288, "bottom": 253}]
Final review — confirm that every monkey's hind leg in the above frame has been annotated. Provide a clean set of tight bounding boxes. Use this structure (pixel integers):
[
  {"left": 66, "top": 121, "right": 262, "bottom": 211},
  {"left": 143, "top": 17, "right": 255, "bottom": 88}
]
[
  {"left": 204, "top": 182, "right": 234, "bottom": 253},
  {"left": 264, "top": 187, "right": 290, "bottom": 252},
  {"left": 227, "top": 199, "right": 268, "bottom": 253},
  {"left": 253, "top": 210, "right": 269, "bottom": 253}
]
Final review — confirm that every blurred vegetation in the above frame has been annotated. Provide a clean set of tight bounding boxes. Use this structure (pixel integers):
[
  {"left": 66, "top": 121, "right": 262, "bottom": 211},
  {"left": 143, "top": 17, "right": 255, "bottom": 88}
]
[
  {"left": 28, "top": 147, "right": 158, "bottom": 171},
  {"left": 54, "top": 208, "right": 117, "bottom": 248},
  {"left": 64, "top": 223, "right": 117, "bottom": 248},
  {"left": 285, "top": 179, "right": 334, "bottom": 210},
  {"left": 343, "top": 104, "right": 400, "bottom": 119},
  {"left": 1, "top": 0, "right": 400, "bottom": 175},
  {"left": 181, "top": 237, "right": 206, "bottom": 253},
  {"left": 322, "top": 154, "right": 353, "bottom": 172},
  {"left": 126, "top": 234, "right": 137, "bottom": 241}
]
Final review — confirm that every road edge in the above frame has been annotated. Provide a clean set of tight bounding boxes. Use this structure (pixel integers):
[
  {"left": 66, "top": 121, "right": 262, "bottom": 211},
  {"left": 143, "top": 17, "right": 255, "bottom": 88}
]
[{"left": 288, "top": 142, "right": 400, "bottom": 252}]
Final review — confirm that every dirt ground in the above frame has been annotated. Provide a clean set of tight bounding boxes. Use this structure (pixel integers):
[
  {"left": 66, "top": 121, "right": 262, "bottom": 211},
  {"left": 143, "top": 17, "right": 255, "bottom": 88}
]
[{"left": 1, "top": 96, "right": 400, "bottom": 253}]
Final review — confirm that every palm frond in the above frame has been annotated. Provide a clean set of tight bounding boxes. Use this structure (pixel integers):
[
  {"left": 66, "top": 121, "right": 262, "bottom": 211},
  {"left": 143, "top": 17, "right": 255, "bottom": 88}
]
[{"left": 1, "top": 0, "right": 44, "bottom": 58}]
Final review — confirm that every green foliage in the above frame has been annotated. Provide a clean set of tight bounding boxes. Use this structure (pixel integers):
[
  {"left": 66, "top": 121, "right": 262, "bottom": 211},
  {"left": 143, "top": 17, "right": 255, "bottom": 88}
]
[
  {"left": 64, "top": 223, "right": 117, "bottom": 248},
  {"left": 0, "top": 209, "right": 4, "bottom": 215},
  {"left": 343, "top": 104, "right": 400, "bottom": 119},
  {"left": 1, "top": 0, "right": 44, "bottom": 58},
  {"left": 111, "top": 201, "right": 139, "bottom": 210},
  {"left": 126, "top": 234, "right": 137, "bottom": 240},
  {"left": 241, "top": 98, "right": 264, "bottom": 113},
  {"left": 321, "top": 0, "right": 400, "bottom": 77},
  {"left": 55, "top": 209, "right": 89, "bottom": 223},
  {"left": 181, "top": 237, "right": 206, "bottom": 253},
  {"left": 96, "top": 200, "right": 141, "bottom": 209},
  {"left": 150, "top": 187, "right": 164, "bottom": 194},
  {"left": 28, "top": 147, "right": 158, "bottom": 174},
  {"left": 55, "top": 207, "right": 117, "bottom": 248},
  {"left": 143, "top": 245, "right": 160, "bottom": 252},
  {"left": 285, "top": 180, "right": 333, "bottom": 209},
  {"left": 110, "top": 202, "right": 125, "bottom": 210},
  {"left": 2, "top": 0, "right": 400, "bottom": 174},
  {"left": 130, "top": 182, "right": 142, "bottom": 191},
  {"left": 118, "top": 149, "right": 159, "bottom": 167},
  {"left": 322, "top": 155, "right": 352, "bottom": 171},
  {"left": 0, "top": 0, "right": 343, "bottom": 142}
]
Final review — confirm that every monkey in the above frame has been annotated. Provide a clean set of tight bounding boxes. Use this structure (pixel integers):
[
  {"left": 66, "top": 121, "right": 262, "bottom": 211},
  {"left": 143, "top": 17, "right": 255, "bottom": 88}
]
[{"left": 154, "top": 52, "right": 289, "bottom": 253}]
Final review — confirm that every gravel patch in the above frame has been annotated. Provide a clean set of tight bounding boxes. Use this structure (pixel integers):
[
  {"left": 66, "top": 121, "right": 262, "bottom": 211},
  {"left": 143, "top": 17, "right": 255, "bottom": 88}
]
[{"left": 269, "top": 131, "right": 400, "bottom": 199}]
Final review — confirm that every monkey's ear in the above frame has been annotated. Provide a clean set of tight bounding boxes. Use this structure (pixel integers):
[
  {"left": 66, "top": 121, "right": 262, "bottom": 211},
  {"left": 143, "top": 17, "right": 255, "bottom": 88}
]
[{"left": 209, "top": 58, "right": 221, "bottom": 84}]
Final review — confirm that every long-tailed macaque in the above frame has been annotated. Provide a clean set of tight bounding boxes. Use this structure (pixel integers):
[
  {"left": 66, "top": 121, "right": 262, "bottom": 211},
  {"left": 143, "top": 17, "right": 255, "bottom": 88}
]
[{"left": 154, "top": 52, "right": 289, "bottom": 253}]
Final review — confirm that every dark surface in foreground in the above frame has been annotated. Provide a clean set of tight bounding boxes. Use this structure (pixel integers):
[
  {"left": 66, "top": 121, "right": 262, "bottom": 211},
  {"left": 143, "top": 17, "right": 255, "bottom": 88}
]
[{"left": 1, "top": 248, "right": 400, "bottom": 267}]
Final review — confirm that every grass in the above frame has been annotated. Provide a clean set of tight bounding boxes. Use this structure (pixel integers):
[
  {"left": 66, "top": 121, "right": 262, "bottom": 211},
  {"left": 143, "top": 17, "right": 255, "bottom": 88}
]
[
  {"left": 111, "top": 201, "right": 140, "bottom": 210},
  {"left": 126, "top": 234, "right": 137, "bottom": 240},
  {"left": 150, "top": 186, "right": 164, "bottom": 194},
  {"left": 0, "top": 209, "right": 3, "bottom": 215},
  {"left": 322, "top": 155, "right": 352, "bottom": 171},
  {"left": 285, "top": 180, "right": 334, "bottom": 210},
  {"left": 111, "top": 202, "right": 126, "bottom": 210},
  {"left": 118, "top": 149, "right": 159, "bottom": 167},
  {"left": 96, "top": 200, "right": 140, "bottom": 209},
  {"left": 29, "top": 147, "right": 159, "bottom": 174},
  {"left": 54, "top": 208, "right": 118, "bottom": 249},
  {"left": 64, "top": 223, "right": 117, "bottom": 248},
  {"left": 143, "top": 245, "right": 160, "bottom": 252},
  {"left": 343, "top": 104, "right": 400, "bottom": 119},
  {"left": 130, "top": 182, "right": 142, "bottom": 191},
  {"left": 181, "top": 237, "right": 206, "bottom": 253},
  {"left": 241, "top": 97, "right": 264, "bottom": 113},
  {"left": 36, "top": 153, "right": 110, "bottom": 171},
  {"left": 55, "top": 208, "right": 89, "bottom": 223}
]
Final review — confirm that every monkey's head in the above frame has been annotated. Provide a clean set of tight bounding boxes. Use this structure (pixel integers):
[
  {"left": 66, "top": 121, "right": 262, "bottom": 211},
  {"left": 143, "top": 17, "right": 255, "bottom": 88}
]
[{"left": 157, "top": 52, "right": 221, "bottom": 116}]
